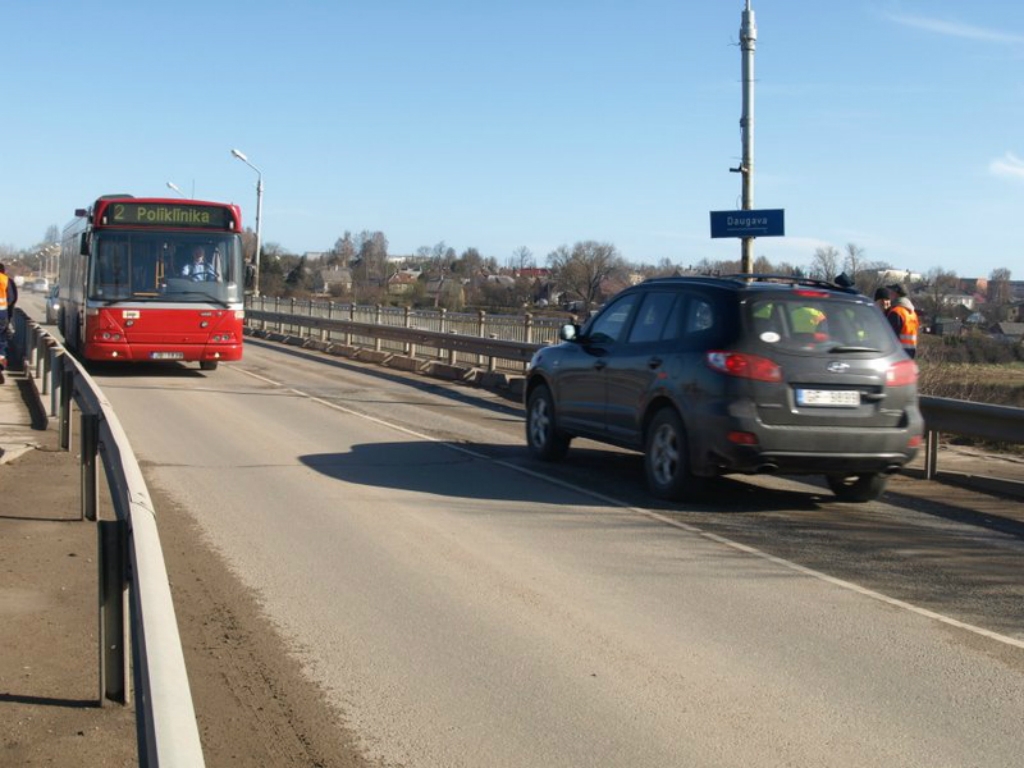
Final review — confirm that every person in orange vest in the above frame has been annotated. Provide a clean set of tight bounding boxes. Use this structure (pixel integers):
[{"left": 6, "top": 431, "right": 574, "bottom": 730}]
[
  {"left": 886, "top": 283, "right": 919, "bottom": 358},
  {"left": 0, "top": 263, "right": 12, "bottom": 383}
]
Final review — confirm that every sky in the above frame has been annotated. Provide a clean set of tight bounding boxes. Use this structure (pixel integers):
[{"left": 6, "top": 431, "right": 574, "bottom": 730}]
[{"left": 2, "top": 1, "right": 1023, "bottom": 279}]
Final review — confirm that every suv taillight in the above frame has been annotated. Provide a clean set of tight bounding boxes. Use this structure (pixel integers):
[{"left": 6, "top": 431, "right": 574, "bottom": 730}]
[
  {"left": 706, "top": 351, "right": 782, "bottom": 382},
  {"left": 886, "top": 359, "right": 918, "bottom": 387}
]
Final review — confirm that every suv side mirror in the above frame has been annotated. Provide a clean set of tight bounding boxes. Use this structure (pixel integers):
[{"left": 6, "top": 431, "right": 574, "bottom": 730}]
[{"left": 559, "top": 323, "right": 579, "bottom": 342}]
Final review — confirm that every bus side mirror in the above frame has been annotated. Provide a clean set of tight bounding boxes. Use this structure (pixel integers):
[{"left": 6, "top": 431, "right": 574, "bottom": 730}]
[
  {"left": 245, "top": 262, "right": 255, "bottom": 289},
  {"left": 79, "top": 233, "right": 90, "bottom": 256}
]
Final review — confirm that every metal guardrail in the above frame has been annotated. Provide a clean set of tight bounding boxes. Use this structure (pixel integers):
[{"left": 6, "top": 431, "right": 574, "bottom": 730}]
[
  {"left": 246, "top": 296, "right": 564, "bottom": 373},
  {"left": 246, "top": 305, "right": 1024, "bottom": 482},
  {"left": 918, "top": 396, "right": 1024, "bottom": 480},
  {"left": 246, "top": 307, "right": 544, "bottom": 372},
  {"left": 12, "top": 310, "right": 204, "bottom": 768}
]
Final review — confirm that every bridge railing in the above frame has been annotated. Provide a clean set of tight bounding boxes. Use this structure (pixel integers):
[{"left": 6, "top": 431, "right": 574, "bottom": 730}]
[
  {"left": 247, "top": 296, "right": 564, "bottom": 373},
  {"left": 12, "top": 310, "right": 204, "bottom": 768}
]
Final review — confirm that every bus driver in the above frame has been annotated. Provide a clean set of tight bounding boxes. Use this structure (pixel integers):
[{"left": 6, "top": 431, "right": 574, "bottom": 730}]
[{"left": 182, "top": 245, "right": 217, "bottom": 281}]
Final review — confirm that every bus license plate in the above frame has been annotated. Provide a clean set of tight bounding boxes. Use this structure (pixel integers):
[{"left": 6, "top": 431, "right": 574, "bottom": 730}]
[
  {"left": 151, "top": 352, "right": 184, "bottom": 360},
  {"left": 796, "top": 389, "right": 860, "bottom": 407}
]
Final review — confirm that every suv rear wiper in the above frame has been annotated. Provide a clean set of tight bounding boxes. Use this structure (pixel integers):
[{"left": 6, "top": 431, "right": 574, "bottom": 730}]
[{"left": 826, "top": 344, "right": 882, "bottom": 353}]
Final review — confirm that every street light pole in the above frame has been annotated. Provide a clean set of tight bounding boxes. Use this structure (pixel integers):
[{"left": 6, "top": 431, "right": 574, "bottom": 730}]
[
  {"left": 738, "top": 0, "right": 757, "bottom": 273},
  {"left": 230, "top": 148, "right": 263, "bottom": 296}
]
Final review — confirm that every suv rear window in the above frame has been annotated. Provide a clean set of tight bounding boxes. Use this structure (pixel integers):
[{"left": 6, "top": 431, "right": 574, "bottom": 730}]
[{"left": 746, "top": 296, "right": 896, "bottom": 353}]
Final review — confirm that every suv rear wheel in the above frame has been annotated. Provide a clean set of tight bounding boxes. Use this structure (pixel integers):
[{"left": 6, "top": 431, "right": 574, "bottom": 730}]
[
  {"left": 826, "top": 472, "right": 888, "bottom": 503},
  {"left": 645, "top": 407, "right": 703, "bottom": 500},
  {"left": 526, "top": 384, "right": 571, "bottom": 461}
]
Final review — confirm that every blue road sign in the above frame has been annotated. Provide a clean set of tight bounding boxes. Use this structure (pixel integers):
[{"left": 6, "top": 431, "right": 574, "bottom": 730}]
[{"left": 710, "top": 209, "right": 785, "bottom": 238}]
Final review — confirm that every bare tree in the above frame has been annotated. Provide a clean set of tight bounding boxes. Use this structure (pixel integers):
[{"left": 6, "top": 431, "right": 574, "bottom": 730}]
[
  {"left": 510, "top": 246, "right": 534, "bottom": 272},
  {"left": 331, "top": 231, "right": 356, "bottom": 266},
  {"left": 689, "top": 257, "right": 741, "bottom": 275},
  {"left": 918, "top": 267, "right": 961, "bottom": 319},
  {"left": 648, "top": 257, "right": 677, "bottom": 277},
  {"left": 843, "top": 242, "right": 865, "bottom": 278},
  {"left": 809, "top": 246, "right": 841, "bottom": 282},
  {"left": 356, "top": 231, "right": 389, "bottom": 284},
  {"left": 546, "top": 241, "right": 624, "bottom": 310},
  {"left": 772, "top": 261, "right": 802, "bottom": 276},
  {"left": 987, "top": 268, "right": 1012, "bottom": 304},
  {"left": 985, "top": 267, "right": 1013, "bottom": 323},
  {"left": 853, "top": 260, "right": 893, "bottom": 299},
  {"left": 453, "top": 247, "right": 483, "bottom": 277}
]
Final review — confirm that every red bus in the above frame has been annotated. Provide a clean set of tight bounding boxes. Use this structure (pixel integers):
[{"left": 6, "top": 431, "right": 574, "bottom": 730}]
[{"left": 58, "top": 194, "right": 246, "bottom": 370}]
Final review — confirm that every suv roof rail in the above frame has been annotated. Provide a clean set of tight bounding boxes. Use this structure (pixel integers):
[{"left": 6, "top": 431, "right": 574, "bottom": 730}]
[
  {"left": 640, "top": 273, "right": 863, "bottom": 296},
  {"left": 719, "top": 273, "right": 862, "bottom": 295}
]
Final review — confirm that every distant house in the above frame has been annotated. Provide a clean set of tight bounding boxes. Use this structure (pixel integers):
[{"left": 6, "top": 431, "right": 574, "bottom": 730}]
[
  {"left": 513, "top": 267, "right": 550, "bottom": 280},
  {"left": 484, "top": 274, "right": 516, "bottom": 289},
  {"left": 939, "top": 293, "right": 977, "bottom": 311},
  {"left": 387, "top": 271, "right": 418, "bottom": 296},
  {"left": 316, "top": 267, "right": 352, "bottom": 294},
  {"left": 423, "top": 274, "right": 465, "bottom": 307},
  {"left": 993, "top": 322, "right": 1024, "bottom": 343},
  {"left": 877, "top": 268, "right": 922, "bottom": 287}
]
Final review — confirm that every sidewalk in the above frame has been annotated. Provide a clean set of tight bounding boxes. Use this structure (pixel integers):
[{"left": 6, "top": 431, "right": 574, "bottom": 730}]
[{"left": 0, "top": 364, "right": 137, "bottom": 766}]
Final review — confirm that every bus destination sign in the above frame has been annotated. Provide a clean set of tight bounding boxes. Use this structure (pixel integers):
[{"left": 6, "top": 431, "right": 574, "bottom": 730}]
[{"left": 104, "top": 202, "right": 234, "bottom": 230}]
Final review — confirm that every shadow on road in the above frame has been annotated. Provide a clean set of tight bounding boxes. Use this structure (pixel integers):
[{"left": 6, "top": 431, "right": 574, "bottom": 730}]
[{"left": 298, "top": 440, "right": 826, "bottom": 513}]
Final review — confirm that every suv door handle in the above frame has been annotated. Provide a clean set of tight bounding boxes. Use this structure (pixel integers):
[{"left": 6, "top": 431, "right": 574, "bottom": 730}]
[{"left": 648, "top": 357, "right": 663, "bottom": 369}]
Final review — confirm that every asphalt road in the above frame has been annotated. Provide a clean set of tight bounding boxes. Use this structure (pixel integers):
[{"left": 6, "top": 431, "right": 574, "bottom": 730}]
[
  {"left": 76, "top": 333, "right": 1024, "bottom": 768},
  {"left": 8, "top": 291, "right": 1024, "bottom": 766}
]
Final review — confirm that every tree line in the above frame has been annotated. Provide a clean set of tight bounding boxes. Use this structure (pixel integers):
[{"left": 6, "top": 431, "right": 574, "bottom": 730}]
[{"left": 3, "top": 225, "right": 1015, "bottom": 324}]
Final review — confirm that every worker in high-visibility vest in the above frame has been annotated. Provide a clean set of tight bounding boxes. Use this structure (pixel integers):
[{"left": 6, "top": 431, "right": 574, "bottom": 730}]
[
  {"left": 886, "top": 284, "right": 919, "bottom": 358},
  {"left": 791, "top": 305, "right": 828, "bottom": 341},
  {"left": 0, "top": 263, "right": 11, "bottom": 383}
]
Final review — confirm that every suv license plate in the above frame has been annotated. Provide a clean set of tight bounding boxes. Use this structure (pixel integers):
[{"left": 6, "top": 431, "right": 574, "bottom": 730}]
[
  {"left": 151, "top": 352, "right": 185, "bottom": 360},
  {"left": 796, "top": 389, "right": 860, "bottom": 407}
]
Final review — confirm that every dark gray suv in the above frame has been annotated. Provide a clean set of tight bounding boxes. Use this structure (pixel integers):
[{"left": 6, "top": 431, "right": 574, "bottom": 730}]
[{"left": 524, "top": 275, "right": 924, "bottom": 502}]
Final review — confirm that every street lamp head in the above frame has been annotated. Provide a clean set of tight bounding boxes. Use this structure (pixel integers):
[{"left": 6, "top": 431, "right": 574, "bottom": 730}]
[
  {"left": 229, "top": 147, "right": 263, "bottom": 296},
  {"left": 166, "top": 181, "right": 186, "bottom": 197}
]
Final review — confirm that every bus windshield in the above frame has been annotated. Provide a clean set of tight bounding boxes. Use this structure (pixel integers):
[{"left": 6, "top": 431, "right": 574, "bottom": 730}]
[{"left": 89, "top": 232, "right": 244, "bottom": 303}]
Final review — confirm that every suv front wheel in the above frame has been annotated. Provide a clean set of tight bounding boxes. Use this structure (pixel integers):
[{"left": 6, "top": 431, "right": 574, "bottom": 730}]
[
  {"left": 645, "top": 407, "right": 703, "bottom": 500},
  {"left": 826, "top": 472, "right": 888, "bottom": 503},
  {"left": 526, "top": 384, "right": 571, "bottom": 461}
]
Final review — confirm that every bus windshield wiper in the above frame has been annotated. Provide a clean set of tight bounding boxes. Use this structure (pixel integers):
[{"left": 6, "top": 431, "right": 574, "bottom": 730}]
[{"left": 175, "top": 290, "right": 231, "bottom": 308}]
